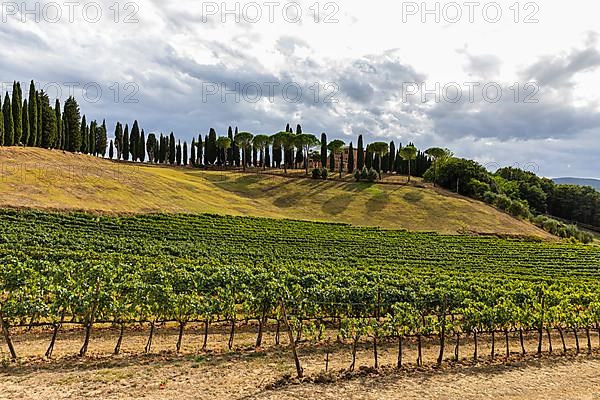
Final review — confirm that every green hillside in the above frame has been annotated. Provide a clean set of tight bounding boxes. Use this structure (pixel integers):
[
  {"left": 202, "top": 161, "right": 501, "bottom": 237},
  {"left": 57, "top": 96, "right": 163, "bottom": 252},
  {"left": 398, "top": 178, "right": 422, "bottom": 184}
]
[{"left": 0, "top": 147, "right": 552, "bottom": 237}]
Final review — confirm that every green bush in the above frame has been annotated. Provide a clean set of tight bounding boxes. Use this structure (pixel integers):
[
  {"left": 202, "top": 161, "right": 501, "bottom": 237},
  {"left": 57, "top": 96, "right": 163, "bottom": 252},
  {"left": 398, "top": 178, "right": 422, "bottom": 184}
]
[
  {"left": 424, "top": 157, "right": 491, "bottom": 196},
  {"left": 532, "top": 215, "right": 594, "bottom": 244},
  {"left": 507, "top": 200, "right": 530, "bottom": 219},
  {"left": 354, "top": 169, "right": 361, "bottom": 182},
  {"left": 483, "top": 191, "right": 498, "bottom": 205},
  {"left": 367, "top": 168, "right": 378, "bottom": 182},
  {"left": 360, "top": 167, "right": 369, "bottom": 181},
  {"left": 320, "top": 168, "right": 328, "bottom": 180},
  {"left": 469, "top": 179, "right": 491, "bottom": 200},
  {"left": 312, "top": 168, "right": 321, "bottom": 179},
  {"left": 494, "top": 194, "right": 513, "bottom": 211}
]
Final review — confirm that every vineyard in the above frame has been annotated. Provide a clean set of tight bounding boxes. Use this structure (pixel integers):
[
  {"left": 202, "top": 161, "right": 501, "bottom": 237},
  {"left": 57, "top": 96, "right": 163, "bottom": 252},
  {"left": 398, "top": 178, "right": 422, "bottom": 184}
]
[{"left": 1, "top": 209, "right": 599, "bottom": 377}]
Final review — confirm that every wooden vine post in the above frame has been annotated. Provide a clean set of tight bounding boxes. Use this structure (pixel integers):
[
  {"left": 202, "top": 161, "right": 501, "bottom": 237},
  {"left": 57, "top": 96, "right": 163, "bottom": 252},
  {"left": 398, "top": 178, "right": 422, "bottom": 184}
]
[
  {"left": 279, "top": 298, "right": 303, "bottom": 378},
  {"left": 0, "top": 309, "right": 17, "bottom": 360}
]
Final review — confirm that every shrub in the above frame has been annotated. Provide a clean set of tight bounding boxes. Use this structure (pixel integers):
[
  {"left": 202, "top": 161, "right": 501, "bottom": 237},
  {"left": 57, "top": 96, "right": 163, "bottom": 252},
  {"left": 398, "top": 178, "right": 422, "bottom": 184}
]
[
  {"left": 542, "top": 219, "right": 559, "bottom": 234},
  {"left": 360, "top": 167, "right": 368, "bottom": 181},
  {"left": 424, "top": 157, "right": 491, "bottom": 196},
  {"left": 354, "top": 169, "right": 361, "bottom": 182},
  {"left": 320, "top": 168, "right": 328, "bottom": 180},
  {"left": 507, "top": 200, "right": 530, "bottom": 219},
  {"left": 367, "top": 168, "right": 378, "bottom": 182},
  {"left": 483, "top": 191, "right": 498, "bottom": 205},
  {"left": 532, "top": 215, "right": 594, "bottom": 244},
  {"left": 468, "top": 179, "right": 491, "bottom": 200},
  {"left": 494, "top": 194, "right": 513, "bottom": 211},
  {"left": 532, "top": 215, "right": 547, "bottom": 225},
  {"left": 312, "top": 168, "right": 321, "bottom": 179}
]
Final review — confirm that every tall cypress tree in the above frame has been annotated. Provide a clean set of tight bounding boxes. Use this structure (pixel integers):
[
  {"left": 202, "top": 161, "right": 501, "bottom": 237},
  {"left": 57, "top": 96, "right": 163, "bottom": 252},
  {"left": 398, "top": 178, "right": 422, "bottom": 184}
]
[
  {"left": 12, "top": 82, "right": 22, "bottom": 144},
  {"left": 295, "top": 124, "right": 303, "bottom": 168},
  {"left": 245, "top": 147, "right": 251, "bottom": 168},
  {"left": 28, "top": 81, "right": 37, "bottom": 147},
  {"left": 206, "top": 128, "right": 217, "bottom": 164},
  {"left": 114, "top": 122, "right": 123, "bottom": 159},
  {"left": 89, "top": 120, "right": 97, "bottom": 155},
  {"left": 347, "top": 142, "right": 355, "bottom": 173},
  {"left": 40, "top": 91, "right": 57, "bottom": 149},
  {"left": 158, "top": 134, "right": 164, "bottom": 163},
  {"left": 320, "top": 133, "right": 327, "bottom": 168},
  {"left": 130, "top": 120, "right": 140, "bottom": 161},
  {"left": 139, "top": 130, "right": 145, "bottom": 162},
  {"left": 36, "top": 90, "right": 42, "bottom": 146},
  {"left": 109, "top": 140, "right": 114, "bottom": 159},
  {"left": 394, "top": 147, "right": 402, "bottom": 173},
  {"left": 98, "top": 119, "right": 107, "bottom": 156},
  {"left": 183, "top": 141, "right": 188, "bottom": 166},
  {"left": 227, "top": 126, "right": 234, "bottom": 162},
  {"left": 162, "top": 135, "right": 168, "bottom": 163},
  {"left": 97, "top": 121, "right": 107, "bottom": 157},
  {"left": 365, "top": 147, "right": 372, "bottom": 169},
  {"left": 265, "top": 145, "right": 271, "bottom": 168},
  {"left": 63, "top": 96, "right": 80, "bottom": 152},
  {"left": 176, "top": 140, "right": 182, "bottom": 165},
  {"left": 54, "top": 99, "right": 61, "bottom": 149},
  {"left": 62, "top": 114, "right": 68, "bottom": 151},
  {"left": 169, "top": 132, "right": 176, "bottom": 164},
  {"left": 374, "top": 153, "right": 381, "bottom": 172},
  {"left": 233, "top": 127, "right": 240, "bottom": 166},
  {"left": 357, "top": 135, "right": 364, "bottom": 170},
  {"left": 80, "top": 115, "right": 88, "bottom": 153},
  {"left": 123, "top": 124, "right": 129, "bottom": 161},
  {"left": 204, "top": 134, "right": 208, "bottom": 164},
  {"left": 3, "top": 92, "right": 14, "bottom": 146},
  {"left": 151, "top": 133, "right": 159, "bottom": 164},
  {"left": 272, "top": 141, "right": 281, "bottom": 168},
  {"left": 190, "top": 139, "right": 196, "bottom": 166},
  {"left": 61, "top": 113, "right": 66, "bottom": 149},
  {"left": 285, "top": 124, "right": 294, "bottom": 168},
  {"left": 21, "top": 99, "right": 29, "bottom": 147},
  {"left": 389, "top": 141, "right": 396, "bottom": 174}
]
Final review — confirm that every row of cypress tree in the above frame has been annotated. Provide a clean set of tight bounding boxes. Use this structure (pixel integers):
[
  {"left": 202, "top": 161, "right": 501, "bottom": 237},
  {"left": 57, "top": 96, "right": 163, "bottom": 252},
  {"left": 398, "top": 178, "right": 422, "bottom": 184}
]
[
  {"left": 0, "top": 81, "right": 107, "bottom": 156},
  {"left": 0, "top": 81, "right": 430, "bottom": 176}
]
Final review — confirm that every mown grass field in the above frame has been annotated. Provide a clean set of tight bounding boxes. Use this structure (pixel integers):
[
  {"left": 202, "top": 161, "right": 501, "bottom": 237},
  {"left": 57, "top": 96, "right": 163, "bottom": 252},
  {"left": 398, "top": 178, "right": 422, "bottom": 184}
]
[{"left": 0, "top": 147, "right": 551, "bottom": 237}]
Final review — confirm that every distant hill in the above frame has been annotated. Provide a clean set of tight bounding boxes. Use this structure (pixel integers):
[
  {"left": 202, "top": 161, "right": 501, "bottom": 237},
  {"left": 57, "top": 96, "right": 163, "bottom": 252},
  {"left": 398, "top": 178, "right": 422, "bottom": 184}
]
[
  {"left": 0, "top": 147, "right": 553, "bottom": 238},
  {"left": 553, "top": 177, "right": 600, "bottom": 191}
]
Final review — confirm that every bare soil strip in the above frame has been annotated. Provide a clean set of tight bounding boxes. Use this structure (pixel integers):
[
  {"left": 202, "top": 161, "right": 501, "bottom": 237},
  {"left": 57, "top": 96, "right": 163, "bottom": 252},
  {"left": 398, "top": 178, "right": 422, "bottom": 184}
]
[{"left": 1, "top": 325, "right": 599, "bottom": 399}]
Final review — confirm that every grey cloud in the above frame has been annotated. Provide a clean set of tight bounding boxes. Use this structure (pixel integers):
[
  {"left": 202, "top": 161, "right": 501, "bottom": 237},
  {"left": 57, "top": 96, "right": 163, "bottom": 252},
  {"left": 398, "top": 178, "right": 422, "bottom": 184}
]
[
  {"left": 521, "top": 35, "right": 600, "bottom": 88},
  {"left": 0, "top": 24, "right": 48, "bottom": 51},
  {"left": 429, "top": 38, "right": 600, "bottom": 144},
  {"left": 457, "top": 48, "right": 502, "bottom": 79},
  {"left": 428, "top": 85, "right": 600, "bottom": 142}
]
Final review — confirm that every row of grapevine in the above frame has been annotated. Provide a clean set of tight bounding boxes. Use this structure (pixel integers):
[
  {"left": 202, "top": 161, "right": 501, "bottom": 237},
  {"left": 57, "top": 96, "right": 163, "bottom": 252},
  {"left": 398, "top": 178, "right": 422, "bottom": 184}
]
[{"left": 0, "top": 209, "right": 599, "bottom": 376}]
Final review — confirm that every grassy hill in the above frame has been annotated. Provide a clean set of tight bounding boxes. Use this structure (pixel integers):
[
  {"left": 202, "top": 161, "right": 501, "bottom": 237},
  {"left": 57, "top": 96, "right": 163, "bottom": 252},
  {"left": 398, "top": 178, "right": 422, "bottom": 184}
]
[{"left": 0, "top": 147, "right": 552, "bottom": 237}]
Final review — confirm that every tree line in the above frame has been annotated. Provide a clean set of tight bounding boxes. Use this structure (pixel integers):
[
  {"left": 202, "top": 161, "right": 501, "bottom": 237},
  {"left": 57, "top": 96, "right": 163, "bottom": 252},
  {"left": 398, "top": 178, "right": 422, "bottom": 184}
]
[
  {"left": 0, "top": 81, "right": 107, "bottom": 155},
  {"left": 0, "top": 84, "right": 431, "bottom": 179},
  {"left": 425, "top": 159, "right": 599, "bottom": 241}
]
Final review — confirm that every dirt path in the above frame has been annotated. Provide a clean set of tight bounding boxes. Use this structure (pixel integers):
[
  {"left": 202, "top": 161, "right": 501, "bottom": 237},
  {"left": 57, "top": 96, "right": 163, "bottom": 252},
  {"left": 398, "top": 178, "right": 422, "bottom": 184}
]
[
  {"left": 1, "top": 326, "right": 599, "bottom": 399},
  {"left": 255, "top": 358, "right": 600, "bottom": 400}
]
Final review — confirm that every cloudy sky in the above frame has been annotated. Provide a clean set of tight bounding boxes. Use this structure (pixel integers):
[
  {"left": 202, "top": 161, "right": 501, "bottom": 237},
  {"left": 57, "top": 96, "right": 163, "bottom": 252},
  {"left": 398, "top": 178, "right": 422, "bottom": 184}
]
[{"left": 2, "top": 0, "right": 600, "bottom": 178}]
